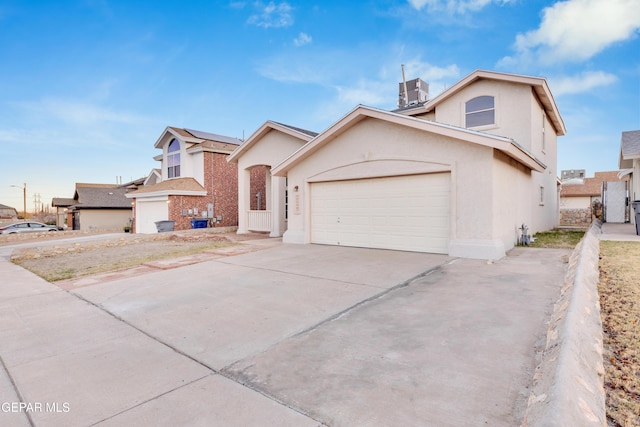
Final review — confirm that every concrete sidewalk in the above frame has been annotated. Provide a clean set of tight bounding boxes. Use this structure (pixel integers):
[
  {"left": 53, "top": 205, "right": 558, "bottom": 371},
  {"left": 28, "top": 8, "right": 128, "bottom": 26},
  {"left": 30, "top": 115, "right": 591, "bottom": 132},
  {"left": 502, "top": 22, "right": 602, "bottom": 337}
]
[
  {"left": 600, "top": 222, "right": 640, "bottom": 241},
  {"left": 0, "top": 243, "right": 570, "bottom": 426}
]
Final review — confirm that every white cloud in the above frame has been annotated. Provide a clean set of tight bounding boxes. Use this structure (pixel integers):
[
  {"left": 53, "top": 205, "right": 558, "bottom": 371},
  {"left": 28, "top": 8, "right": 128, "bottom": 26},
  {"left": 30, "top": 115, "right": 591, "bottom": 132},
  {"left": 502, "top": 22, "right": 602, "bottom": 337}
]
[
  {"left": 500, "top": 0, "right": 640, "bottom": 67},
  {"left": 293, "top": 32, "right": 312, "bottom": 47},
  {"left": 399, "top": 60, "right": 461, "bottom": 97},
  {"left": 548, "top": 70, "right": 618, "bottom": 96},
  {"left": 15, "top": 98, "right": 148, "bottom": 125},
  {"left": 247, "top": 1, "right": 294, "bottom": 28},
  {"left": 407, "top": 0, "right": 513, "bottom": 14},
  {"left": 0, "top": 98, "right": 158, "bottom": 151},
  {"left": 336, "top": 80, "right": 389, "bottom": 106}
]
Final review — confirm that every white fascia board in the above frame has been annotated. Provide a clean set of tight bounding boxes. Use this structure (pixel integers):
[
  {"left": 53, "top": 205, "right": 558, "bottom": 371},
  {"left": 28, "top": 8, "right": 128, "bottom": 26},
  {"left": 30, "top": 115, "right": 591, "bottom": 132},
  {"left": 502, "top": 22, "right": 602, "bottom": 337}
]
[
  {"left": 153, "top": 127, "right": 202, "bottom": 149},
  {"left": 272, "top": 105, "right": 544, "bottom": 175},
  {"left": 126, "top": 190, "right": 206, "bottom": 199},
  {"left": 227, "top": 121, "right": 314, "bottom": 164}
]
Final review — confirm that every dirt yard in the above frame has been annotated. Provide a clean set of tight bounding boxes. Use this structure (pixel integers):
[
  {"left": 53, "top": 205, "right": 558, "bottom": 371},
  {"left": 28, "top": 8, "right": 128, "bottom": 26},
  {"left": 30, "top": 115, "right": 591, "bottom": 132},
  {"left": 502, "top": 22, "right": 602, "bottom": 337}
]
[
  {"left": 8, "top": 229, "right": 266, "bottom": 282},
  {"left": 599, "top": 240, "right": 640, "bottom": 427}
]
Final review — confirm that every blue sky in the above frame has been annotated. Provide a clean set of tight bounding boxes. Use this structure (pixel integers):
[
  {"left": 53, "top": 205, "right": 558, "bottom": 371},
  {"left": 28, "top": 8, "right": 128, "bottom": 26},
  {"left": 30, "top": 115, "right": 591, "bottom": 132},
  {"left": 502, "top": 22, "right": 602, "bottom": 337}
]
[{"left": 1, "top": 0, "right": 639, "bottom": 213}]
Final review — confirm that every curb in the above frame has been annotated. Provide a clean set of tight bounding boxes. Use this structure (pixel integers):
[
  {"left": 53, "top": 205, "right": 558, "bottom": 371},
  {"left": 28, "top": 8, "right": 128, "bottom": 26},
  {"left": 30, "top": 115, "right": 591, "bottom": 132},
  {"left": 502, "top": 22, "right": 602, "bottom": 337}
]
[{"left": 522, "top": 222, "right": 606, "bottom": 426}]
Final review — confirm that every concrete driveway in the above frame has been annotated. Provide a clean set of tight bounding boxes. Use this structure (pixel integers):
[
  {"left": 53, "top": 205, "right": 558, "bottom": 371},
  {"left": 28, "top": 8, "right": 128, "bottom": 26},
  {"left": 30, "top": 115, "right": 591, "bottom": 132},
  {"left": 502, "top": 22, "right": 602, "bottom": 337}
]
[{"left": 0, "top": 241, "right": 570, "bottom": 426}]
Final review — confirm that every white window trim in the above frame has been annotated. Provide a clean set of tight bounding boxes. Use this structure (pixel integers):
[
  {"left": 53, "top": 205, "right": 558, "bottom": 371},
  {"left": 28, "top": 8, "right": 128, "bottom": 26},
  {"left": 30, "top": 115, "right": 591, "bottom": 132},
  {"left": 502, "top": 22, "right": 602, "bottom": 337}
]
[
  {"left": 166, "top": 138, "right": 182, "bottom": 179},
  {"left": 463, "top": 95, "right": 499, "bottom": 131}
]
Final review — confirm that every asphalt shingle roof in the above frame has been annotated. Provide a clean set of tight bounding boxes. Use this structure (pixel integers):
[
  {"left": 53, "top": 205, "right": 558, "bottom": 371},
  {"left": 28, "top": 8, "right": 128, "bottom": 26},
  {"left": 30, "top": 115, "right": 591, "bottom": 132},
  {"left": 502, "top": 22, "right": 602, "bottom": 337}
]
[
  {"left": 561, "top": 171, "right": 625, "bottom": 197},
  {"left": 73, "top": 184, "right": 131, "bottom": 209},
  {"left": 51, "top": 198, "right": 76, "bottom": 207},
  {"left": 127, "top": 177, "right": 205, "bottom": 195},
  {"left": 272, "top": 122, "right": 319, "bottom": 138}
]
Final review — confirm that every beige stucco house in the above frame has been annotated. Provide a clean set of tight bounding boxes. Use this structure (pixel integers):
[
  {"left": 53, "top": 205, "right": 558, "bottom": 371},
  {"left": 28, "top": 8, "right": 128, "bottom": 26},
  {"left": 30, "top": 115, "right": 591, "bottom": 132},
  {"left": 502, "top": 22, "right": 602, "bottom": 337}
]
[
  {"left": 234, "top": 70, "right": 566, "bottom": 259},
  {"left": 62, "top": 184, "right": 132, "bottom": 232},
  {"left": 227, "top": 121, "right": 317, "bottom": 236}
]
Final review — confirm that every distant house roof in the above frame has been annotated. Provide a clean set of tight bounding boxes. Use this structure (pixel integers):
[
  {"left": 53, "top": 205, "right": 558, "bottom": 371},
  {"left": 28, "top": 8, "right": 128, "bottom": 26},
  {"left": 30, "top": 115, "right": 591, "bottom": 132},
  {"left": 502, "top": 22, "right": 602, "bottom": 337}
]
[
  {"left": 72, "top": 184, "right": 131, "bottom": 209},
  {"left": 51, "top": 198, "right": 76, "bottom": 207},
  {"left": 184, "top": 128, "right": 243, "bottom": 145},
  {"left": 619, "top": 130, "right": 640, "bottom": 168},
  {"left": 125, "top": 177, "right": 206, "bottom": 199},
  {"left": 121, "top": 176, "right": 146, "bottom": 189},
  {"left": 561, "top": 171, "right": 625, "bottom": 197},
  {"left": 143, "top": 168, "right": 162, "bottom": 186},
  {"left": 0, "top": 204, "right": 18, "bottom": 218},
  {"left": 155, "top": 127, "right": 242, "bottom": 150}
]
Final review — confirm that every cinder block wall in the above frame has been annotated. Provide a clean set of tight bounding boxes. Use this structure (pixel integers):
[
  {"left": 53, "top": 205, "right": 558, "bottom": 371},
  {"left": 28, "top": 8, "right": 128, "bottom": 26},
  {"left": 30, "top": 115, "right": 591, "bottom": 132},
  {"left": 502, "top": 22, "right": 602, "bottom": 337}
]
[{"left": 559, "top": 208, "right": 592, "bottom": 226}]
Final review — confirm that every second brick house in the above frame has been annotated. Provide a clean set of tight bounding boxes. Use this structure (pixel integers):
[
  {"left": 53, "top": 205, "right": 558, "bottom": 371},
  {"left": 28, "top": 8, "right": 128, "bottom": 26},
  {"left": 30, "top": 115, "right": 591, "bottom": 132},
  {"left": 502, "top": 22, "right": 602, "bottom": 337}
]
[{"left": 126, "top": 127, "right": 263, "bottom": 233}]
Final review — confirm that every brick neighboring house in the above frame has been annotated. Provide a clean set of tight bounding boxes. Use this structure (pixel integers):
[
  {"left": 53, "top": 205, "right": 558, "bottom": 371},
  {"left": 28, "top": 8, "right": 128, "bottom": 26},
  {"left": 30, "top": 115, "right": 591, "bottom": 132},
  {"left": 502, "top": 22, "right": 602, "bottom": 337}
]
[
  {"left": 126, "top": 127, "right": 256, "bottom": 233},
  {"left": 559, "top": 171, "right": 627, "bottom": 226}
]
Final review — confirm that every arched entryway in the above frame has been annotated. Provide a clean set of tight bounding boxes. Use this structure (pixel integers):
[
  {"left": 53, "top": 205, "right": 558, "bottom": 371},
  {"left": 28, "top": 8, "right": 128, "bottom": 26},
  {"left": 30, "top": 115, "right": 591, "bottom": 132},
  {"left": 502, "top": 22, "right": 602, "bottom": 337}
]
[{"left": 238, "top": 164, "right": 287, "bottom": 236}]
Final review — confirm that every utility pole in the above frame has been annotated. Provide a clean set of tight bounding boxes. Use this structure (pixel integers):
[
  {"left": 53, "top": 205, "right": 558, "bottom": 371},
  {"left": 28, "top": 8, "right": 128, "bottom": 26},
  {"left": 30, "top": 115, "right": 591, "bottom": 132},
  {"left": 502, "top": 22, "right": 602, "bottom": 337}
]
[
  {"left": 10, "top": 183, "right": 27, "bottom": 218},
  {"left": 33, "top": 193, "right": 41, "bottom": 214}
]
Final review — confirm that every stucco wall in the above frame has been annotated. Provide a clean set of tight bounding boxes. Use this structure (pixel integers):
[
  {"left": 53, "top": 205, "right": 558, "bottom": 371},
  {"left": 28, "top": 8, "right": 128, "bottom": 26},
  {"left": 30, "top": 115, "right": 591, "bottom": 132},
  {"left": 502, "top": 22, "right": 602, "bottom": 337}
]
[
  {"left": 77, "top": 209, "right": 132, "bottom": 232},
  {"left": 234, "top": 129, "right": 309, "bottom": 234},
  {"left": 492, "top": 150, "right": 532, "bottom": 252},
  {"left": 560, "top": 196, "right": 590, "bottom": 209},
  {"left": 191, "top": 151, "right": 205, "bottom": 186},
  {"left": 237, "top": 130, "right": 308, "bottom": 170},
  {"left": 431, "top": 79, "right": 559, "bottom": 234},
  {"left": 283, "top": 118, "right": 498, "bottom": 254},
  {"left": 434, "top": 80, "right": 534, "bottom": 150}
]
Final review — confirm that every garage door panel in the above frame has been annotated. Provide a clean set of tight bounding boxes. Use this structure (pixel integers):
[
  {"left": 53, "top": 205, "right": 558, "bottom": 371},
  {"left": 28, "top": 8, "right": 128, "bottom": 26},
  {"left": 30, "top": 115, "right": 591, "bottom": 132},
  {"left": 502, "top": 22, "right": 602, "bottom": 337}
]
[
  {"left": 311, "top": 173, "right": 450, "bottom": 254},
  {"left": 136, "top": 200, "right": 169, "bottom": 234}
]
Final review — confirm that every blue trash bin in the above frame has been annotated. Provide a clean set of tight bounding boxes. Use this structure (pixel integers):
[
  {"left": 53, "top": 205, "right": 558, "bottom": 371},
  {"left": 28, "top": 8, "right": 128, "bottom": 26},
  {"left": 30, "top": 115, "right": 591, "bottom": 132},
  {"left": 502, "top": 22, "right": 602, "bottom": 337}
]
[{"left": 191, "top": 218, "right": 208, "bottom": 229}]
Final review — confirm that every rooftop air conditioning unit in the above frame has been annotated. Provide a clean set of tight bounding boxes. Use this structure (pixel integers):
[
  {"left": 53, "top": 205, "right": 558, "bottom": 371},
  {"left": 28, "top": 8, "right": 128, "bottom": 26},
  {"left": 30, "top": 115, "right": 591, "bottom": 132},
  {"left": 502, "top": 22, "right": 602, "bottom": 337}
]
[{"left": 398, "top": 78, "right": 429, "bottom": 108}]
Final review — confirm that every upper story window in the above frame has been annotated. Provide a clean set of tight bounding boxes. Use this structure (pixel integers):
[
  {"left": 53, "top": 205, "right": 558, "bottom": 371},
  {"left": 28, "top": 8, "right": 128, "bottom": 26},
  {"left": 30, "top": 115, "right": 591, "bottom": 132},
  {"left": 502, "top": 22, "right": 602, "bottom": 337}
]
[
  {"left": 167, "top": 138, "right": 180, "bottom": 178},
  {"left": 465, "top": 96, "right": 495, "bottom": 128}
]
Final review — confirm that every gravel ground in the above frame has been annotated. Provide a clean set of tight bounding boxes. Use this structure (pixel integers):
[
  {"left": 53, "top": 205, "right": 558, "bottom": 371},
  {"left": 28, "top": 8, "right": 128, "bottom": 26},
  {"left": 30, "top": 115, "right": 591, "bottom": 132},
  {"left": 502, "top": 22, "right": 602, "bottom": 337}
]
[{"left": 8, "top": 228, "right": 268, "bottom": 282}]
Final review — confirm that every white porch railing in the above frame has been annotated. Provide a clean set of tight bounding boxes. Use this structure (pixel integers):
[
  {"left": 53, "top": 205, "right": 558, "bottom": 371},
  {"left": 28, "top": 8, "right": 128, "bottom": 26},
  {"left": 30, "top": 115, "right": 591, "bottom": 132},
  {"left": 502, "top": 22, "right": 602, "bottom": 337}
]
[{"left": 247, "top": 210, "right": 271, "bottom": 232}]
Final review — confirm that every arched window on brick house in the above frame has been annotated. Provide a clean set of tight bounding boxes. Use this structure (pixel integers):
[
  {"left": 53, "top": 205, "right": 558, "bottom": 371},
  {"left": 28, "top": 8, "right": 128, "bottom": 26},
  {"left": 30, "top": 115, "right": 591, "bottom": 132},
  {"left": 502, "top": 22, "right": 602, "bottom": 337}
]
[{"left": 167, "top": 138, "right": 180, "bottom": 178}]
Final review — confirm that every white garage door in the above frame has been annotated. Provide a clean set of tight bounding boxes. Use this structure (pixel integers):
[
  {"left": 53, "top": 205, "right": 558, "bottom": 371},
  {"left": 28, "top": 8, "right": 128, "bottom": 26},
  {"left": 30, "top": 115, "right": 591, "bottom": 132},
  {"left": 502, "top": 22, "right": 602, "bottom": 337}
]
[
  {"left": 311, "top": 173, "right": 450, "bottom": 253},
  {"left": 136, "top": 199, "right": 169, "bottom": 234}
]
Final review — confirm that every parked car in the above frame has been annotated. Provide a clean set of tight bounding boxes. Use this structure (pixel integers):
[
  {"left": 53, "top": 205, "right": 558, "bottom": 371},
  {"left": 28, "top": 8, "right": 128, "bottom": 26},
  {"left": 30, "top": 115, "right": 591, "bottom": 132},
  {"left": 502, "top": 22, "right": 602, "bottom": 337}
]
[{"left": 0, "top": 222, "right": 59, "bottom": 234}]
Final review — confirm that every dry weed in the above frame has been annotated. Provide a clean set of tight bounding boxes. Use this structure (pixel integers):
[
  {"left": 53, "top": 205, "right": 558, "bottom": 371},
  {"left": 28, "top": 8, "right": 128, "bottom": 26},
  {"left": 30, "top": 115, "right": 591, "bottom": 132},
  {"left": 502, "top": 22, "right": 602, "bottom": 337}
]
[{"left": 599, "top": 241, "right": 640, "bottom": 426}]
